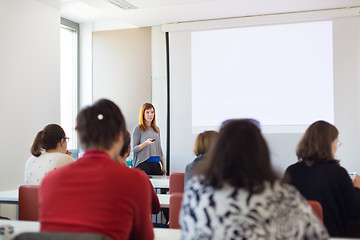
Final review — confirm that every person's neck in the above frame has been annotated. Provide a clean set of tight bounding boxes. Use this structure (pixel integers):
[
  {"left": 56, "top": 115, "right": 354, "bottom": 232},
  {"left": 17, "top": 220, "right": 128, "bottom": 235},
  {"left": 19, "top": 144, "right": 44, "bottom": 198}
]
[
  {"left": 46, "top": 149, "right": 59, "bottom": 153},
  {"left": 145, "top": 121, "right": 151, "bottom": 127},
  {"left": 116, "top": 156, "right": 127, "bottom": 165},
  {"left": 87, "top": 147, "right": 116, "bottom": 160},
  {"left": 47, "top": 147, "right": 65, "bottom": 154}
]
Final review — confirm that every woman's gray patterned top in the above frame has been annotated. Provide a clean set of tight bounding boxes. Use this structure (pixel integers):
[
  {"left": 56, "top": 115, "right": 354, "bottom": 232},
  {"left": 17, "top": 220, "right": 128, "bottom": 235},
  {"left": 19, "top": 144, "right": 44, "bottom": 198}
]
[{"left": 180, "top": 178, "right": 329, "bottom": 240}]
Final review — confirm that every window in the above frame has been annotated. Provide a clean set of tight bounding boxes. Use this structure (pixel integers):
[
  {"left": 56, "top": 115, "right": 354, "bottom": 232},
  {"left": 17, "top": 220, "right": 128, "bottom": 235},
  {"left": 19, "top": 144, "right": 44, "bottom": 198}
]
[{"left": 60, "top": 18, "right": 79, "bottom": 151}]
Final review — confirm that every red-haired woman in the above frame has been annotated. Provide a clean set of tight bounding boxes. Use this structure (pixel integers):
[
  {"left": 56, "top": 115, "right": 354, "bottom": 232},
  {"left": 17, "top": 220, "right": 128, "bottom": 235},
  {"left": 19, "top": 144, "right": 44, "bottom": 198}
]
[{"left": 132, "top": 103, "right": 166, "bottom": 175}]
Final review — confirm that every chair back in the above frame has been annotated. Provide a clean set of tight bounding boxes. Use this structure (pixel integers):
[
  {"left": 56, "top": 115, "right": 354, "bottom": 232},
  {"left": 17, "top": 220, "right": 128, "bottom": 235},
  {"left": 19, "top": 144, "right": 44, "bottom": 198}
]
[
  {"left": 307, "top": 200, "right": 323, "bottom": 222},
  {"left": 169, "top": 173, "right": 185, "bottom": 194},
  {"left": 18, "top": 185, "right": 40, "bottom": 221},
  {"left": 169, "top": 192, "right": 183, "bottom": 229}
]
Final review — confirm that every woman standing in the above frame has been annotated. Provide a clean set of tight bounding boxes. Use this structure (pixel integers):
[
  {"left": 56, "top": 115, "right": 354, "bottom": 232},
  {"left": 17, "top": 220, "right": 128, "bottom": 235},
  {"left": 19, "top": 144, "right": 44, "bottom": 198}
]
[
  {"left": 132, "top": 103, "right": 166, "bottom": 175},
  {"left": 24, "top": 124, "right": 74, "bottom": 185},
  {"left": 180, "top": 119, "right": 328, "bottom": 239},
  {"left": 284, "top": 120, "right": 360, "bottom": 237}
]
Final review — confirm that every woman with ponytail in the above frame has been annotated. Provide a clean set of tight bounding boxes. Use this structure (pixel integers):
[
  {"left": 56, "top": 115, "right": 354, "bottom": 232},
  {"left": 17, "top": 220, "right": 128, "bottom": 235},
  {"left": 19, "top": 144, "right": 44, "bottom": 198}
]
[{"left": 24, "top": 124, "right": 74, "bottom": 185}]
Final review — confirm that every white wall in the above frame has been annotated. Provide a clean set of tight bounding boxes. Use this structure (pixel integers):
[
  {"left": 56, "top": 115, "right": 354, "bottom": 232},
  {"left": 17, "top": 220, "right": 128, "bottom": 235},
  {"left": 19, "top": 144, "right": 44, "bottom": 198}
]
[
  {"left": 92, "top": 28, "right": 151, "bottom": 141},
  {"left": 91, "top": 27, "right": 168, "bottom": 164},
  {"left": 333, "top": 17, "right": 360, "bottom": 172},
  {"left": 0, "top": 0, "right": 60, "bottom": 218}
]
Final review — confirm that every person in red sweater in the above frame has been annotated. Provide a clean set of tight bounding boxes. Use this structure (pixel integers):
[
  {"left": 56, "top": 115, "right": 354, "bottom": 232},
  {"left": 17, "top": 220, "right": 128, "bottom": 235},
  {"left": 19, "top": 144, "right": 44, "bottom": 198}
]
[{"left": 40, "top": 99, "right": 156, "bottom": 240}]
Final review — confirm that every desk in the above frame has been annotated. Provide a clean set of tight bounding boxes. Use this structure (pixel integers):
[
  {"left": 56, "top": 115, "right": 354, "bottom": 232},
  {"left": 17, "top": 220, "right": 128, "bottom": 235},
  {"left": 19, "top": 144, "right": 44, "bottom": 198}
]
[
  {"left": 149, "top": 175, "right": 169, "bottom": 189},
  {"left": 5, "top": 220, "right": 350, "bottom": 240},
  {"left": 0, "top": 190, "right": 170, "bottom": 209},
  {"left": 0, "top": 220, "right": 181, "bottom": 240},
  {"left": 157, "top": 194, "right": 170, "bottom": 208},
  {"left": 0, "top": 190, "right": 18, "bottom": 204},
  {"left": 0, "top": 190, "right": 19, "bottom": 220},
  {"left": 154, "top": 228, "right": 181, "bottom": 240}
]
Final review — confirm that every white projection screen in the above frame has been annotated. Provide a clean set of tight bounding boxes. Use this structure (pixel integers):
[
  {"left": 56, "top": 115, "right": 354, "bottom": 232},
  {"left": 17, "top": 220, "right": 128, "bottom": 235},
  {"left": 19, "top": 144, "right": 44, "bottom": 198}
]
[
  {"left": 191, "top": 21, "right": 334, "bottom": 134},
  {"left": 169, "top": 18, "right": 360, "bottom": 175}
]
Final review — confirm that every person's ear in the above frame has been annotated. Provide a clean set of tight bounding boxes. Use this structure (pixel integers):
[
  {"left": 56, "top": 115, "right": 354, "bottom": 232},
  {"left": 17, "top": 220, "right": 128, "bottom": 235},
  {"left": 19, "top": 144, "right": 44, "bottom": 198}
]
[{"left": 116, "top": 131, "right": 123, "bottom": 144}]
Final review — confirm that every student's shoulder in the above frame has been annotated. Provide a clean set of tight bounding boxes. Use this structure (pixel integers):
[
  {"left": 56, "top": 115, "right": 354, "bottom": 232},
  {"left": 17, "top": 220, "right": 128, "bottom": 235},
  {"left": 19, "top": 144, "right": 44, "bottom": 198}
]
[
  {"left": 328, "top": 163, "right": 350, "bottom": 178},
  {"left": 25, "top": 155, "right": 36, "bottom": 165},
  {"left": 120, "top": 168, "right": 152, "bottom": 193},
  {"left": 40, "top": 161, "right": 70, "bottom": 184},
  {"left": 318, "top": 161, "right": 346, "bottom": 172},
  {"left": 61, "top": 153, "right": 75, "bottom": 161},
  {"left": 132, "top": 125, "right": 142, "bottom": 134},
  {"left": 133, "top": 124, "right": 141, "bottom": 131},
  {"left": 127, "top": 168, "right": 149, "bottom": 182},
  {"left": 47, "top": 152, "right": 74, "bottom": 160},
  {"left": 110, "top": 164, "right": 149, "bottom": 182},
  {"left": 285, "top": 161, "right": 303, "bottom": 172},
  {"left": 276, "top": 180, "right": 300, "bottom": 195}
]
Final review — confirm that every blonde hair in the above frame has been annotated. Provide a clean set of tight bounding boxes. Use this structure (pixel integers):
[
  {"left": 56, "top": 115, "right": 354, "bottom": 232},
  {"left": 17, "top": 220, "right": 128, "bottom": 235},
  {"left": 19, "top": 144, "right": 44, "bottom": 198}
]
[
  {"left": 193, "top": 130, "right": 218, "bottom": 156},
  {"left": 139, "top": 103, "right": 159, "bottom": 133}
]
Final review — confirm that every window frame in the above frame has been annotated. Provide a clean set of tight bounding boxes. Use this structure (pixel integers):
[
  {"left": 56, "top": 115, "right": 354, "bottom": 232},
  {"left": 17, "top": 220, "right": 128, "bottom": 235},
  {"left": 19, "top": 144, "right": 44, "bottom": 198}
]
[{"left": 60, "top": 18, "right": 80, "bottom": 158}]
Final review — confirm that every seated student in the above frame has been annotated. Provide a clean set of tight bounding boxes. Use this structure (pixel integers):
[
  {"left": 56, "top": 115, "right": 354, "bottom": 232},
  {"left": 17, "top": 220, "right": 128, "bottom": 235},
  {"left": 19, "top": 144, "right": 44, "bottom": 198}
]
[
  {"left": 184, "top": 130, "right": 218, "bottom": 185},
  {"left": 180, "top": 119, "right": 328, "bottom": 240},
  {"left": 24, "top": 124, "right": 74, "bottom": 185},
  {"left": 39, "top": 99, "right": 155, "bottom": 240},
  {"left": 116, "top": 130, "right": 160, "bottom": 215},
  {"left": 115, "top": 130, "right": 132, "bottom": 165},
  {"left": 284, "top": 120, "right": 360, "bottom": 237}
]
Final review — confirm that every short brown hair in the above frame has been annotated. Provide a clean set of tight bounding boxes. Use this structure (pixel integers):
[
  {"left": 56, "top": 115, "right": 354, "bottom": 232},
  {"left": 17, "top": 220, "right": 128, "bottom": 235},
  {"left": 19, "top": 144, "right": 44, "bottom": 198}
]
[
  {"left": 296, "top": 120, "right": 339, "bottom": 164},
  {"left": 193, "top": 131, "right": 218, "bottom": 156},
  {"left": 76, "top": 99, "right": 126, "bottom": 151}
]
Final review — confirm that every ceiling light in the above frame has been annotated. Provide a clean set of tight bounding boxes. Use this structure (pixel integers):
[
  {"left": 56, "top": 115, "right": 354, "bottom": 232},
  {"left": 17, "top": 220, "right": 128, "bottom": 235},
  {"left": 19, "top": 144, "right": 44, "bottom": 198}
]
[{"left": 105, "top": 0, "right": 137, "bottom": 10}]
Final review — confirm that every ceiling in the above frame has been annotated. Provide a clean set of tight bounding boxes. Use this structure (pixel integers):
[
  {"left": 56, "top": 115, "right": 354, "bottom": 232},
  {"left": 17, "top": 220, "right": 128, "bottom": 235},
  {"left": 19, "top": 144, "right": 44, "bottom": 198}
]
[{"left": 40, "top": 0, "right": 360, "bottom": 30}]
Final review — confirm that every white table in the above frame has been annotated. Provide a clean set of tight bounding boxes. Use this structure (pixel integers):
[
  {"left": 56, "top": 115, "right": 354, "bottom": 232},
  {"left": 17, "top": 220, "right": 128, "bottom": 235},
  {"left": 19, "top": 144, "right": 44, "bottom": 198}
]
[
  {"left": 154, "top": 227, "right": 181, "bottom": 240},
  {"left": 0, "top": 220, "right": 181, "bottom": 240},
  {"left": 0, "top": 190, "right": 19, "bottom": 220},
  {"left": 157, "top": 194, "right": 170, "bottom": 208},
  {"left": 0, "top": 220, "right": 357, "bottom": 240},
  {"left": 0, "top": 219, "right": 39, "bottom": 233},
  {"left": 149, "top": 175, "right": 169, "bottom": 189},
  {"left": 0, "top": 190, "right": 18, "bottom": 204},
  {"left": 149, "top": 176, "right": 170, "bottom": 224},
  {"left": 0, "top": 190, "right": 170, "bottom": 209}
]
